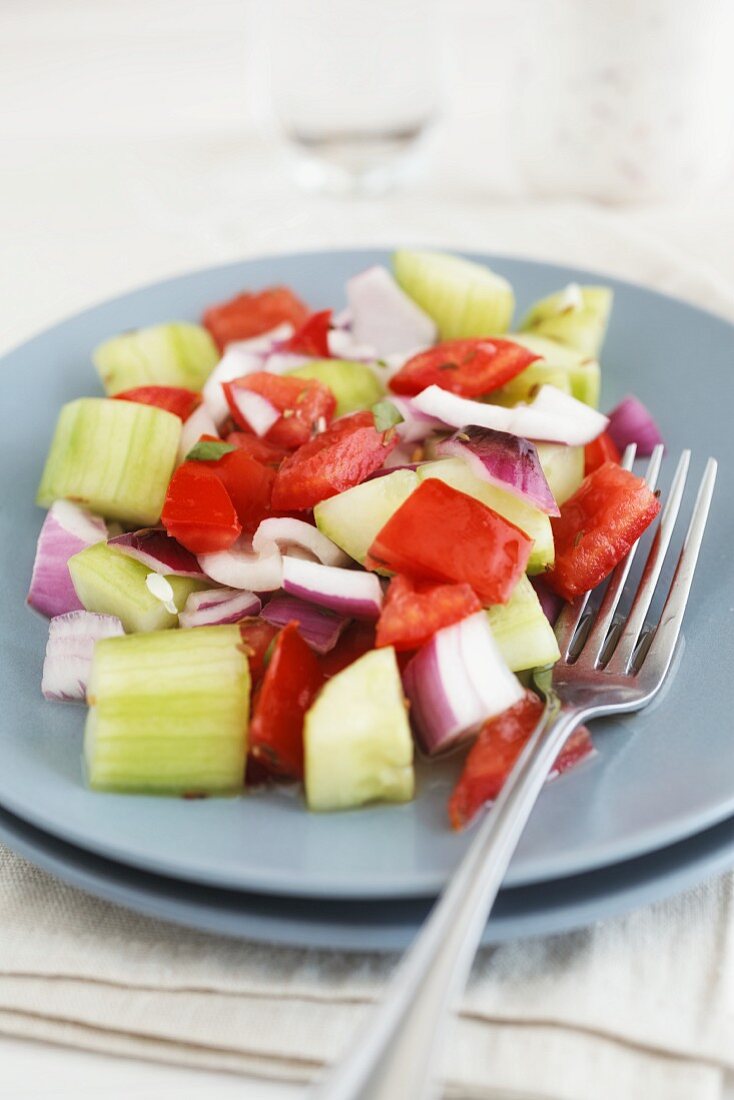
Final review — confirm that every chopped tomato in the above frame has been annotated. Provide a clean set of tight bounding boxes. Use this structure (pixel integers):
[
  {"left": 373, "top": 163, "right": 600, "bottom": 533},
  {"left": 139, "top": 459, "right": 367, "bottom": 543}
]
[
  {"left": 272, "top": 412, "right": 398, "bottom": 511},
  {"left": 546, "top": 461, "right": 661, "bottom": 600},
  {"left": 280, "top": 309, "right": 332, "bottom": 358},
  {"left": 238, "top": 618, "right": 280, "bottom": 687},
  {"left": 376, "top": 574, "right": 482, "bottom": 651},
  {"left": 202, "top": 286, "right": 310, "bottom": 351},
  {"left": 226, "top": 431, "right": 289, "bottom": 468},
  {"left": 584, "top": 431, "right": 621, "bottom": 475},
  {"left": 366, "top": 479, "right": 532, "bottom": 604},
  {"left": 448, "top": 692, "right": 594, "bottom": 829},
  {"left": 389, "top": 338, "right": 539, "bottom": 398},
  {"left": 318, "top": 620, "right": 376, "bottom": 679},
  {"left": 113, "top": 385, "right": 201, "bottom": 421},
  {"left": 210, "top": 448, "right": 275, "bottom": 533},
  {"left": 224, "top": 372, "right": 336, "bottom": 450},
  {"left": 249, "top": 623, "right": 324, "bottom": 780},
  {"left": 161, "top": 462, "right": 241, "bottom": 554},
  {"left": 245, "top": 754, "right": 272, "bottom": 787}
]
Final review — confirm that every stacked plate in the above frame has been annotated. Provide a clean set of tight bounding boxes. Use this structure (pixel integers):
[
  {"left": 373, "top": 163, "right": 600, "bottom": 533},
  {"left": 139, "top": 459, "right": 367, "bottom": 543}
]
[{"left": 1, "top": 250, "right": 733, "bottom": 951}]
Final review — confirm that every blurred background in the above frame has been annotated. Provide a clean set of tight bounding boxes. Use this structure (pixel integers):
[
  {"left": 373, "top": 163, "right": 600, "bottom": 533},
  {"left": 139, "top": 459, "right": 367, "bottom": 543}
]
[{"left": 3, "top": 0, "right": 734, "bottom": 350}]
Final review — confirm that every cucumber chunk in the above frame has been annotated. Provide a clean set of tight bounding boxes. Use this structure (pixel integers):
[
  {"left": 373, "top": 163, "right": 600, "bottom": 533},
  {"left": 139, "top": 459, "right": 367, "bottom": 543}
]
[
  {"left": 504, "top": 333, "right": 601, "bottom": 407},
  {"left": 486, "top": 575, "right": 560, "bottom": 672},
  {"left": 519, "top": 285, "right": 612, "bottom": 359},
  {"left": 536, "top": 442, "right": 585, "bottom": 506},
  {"left": 305, "top": 647, "right": 413, "bottom": 811},
  {"left": 93, "top": 322, "right": 219, "bottom": 395},
  {"left": 69, "top": 542, "right": 205, "bottom": 633},
  {"left": 393, "top": 250, "right": 514, "bottom": 338},
  {"left": 314, "top": 469, "right": 419, "bottom": 566},
  {"left": 286, "top": 359, "right": 384, "bottom": 417},
  {"left": 36, "top": 398, "right": 181, "bottom": 526},
  {"left": 84, "top": 625, "right": 250, "bottom": 795},
  {"left": 417, "top": 458, "right": 554, "bottom": 574}
]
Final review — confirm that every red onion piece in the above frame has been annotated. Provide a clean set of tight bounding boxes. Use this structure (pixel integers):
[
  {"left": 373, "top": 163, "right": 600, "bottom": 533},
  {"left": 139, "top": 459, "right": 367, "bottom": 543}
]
[
  {"left": 179, "top": 587, "right": 261, "bottom": 628},
  {"left": 402, "top": 612, "right": 523, "bottom": 756},
  {"left": 413, "top": 384, "right": 608, "bottom": 445},
  {"left": 28, "top": 501, "right": 108, "bottom": 618},
  {"left": 282, "top": 557, "right": 383, "bottom": 620},
  {"left": 436, "top": 426, "right": 560, "bottom": 516},
  {"left": 262, "top": 593, "right": 349, "bottom": 654},
  {"left": 202, "top": 323, "right": 294, "bottom": 424},
  {"left": 607, "top": 395, "right": 664, "bottom": 457},
  {"left": 530, "top": 575, "right": 564, "bottom": 626},
  {"left": 178, "top": 403, "right": 219, "bottom": 462},
  {"left": 42, "top": 611, "right": 124, "bottom": 701},
  {"left": 228, "top": 388, "right": 280, "bottom": 437},
  {"left": 108, "top": 528, "right": 205, "bottom": 578},
  {"left": 199, "top": 538, "right": 283, "bottom": 591},
  {"left": 252, "top": 517, "right": 349, "bottom": 567},
  {"left": 347, "top": 265, "right": 436, "bottom": 356}
]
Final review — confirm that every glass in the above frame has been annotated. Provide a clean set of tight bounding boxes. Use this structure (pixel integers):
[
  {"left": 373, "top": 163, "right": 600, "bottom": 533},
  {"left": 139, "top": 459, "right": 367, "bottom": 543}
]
[{"left": 263, "top": 0, "right": 442, "bottom": 195}]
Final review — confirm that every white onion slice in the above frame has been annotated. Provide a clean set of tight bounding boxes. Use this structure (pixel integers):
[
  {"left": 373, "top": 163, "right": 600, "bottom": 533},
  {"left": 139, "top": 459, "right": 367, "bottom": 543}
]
[
  {"left": 228, "top": 389, "right": 280, "bottom": 437},
  {"left": 202, "top": 323, "right": 294, "bottom": 425},
  {"left": 42, "top": 611, "right": 124, "bottom": 702},
  {"left": 178, "top": 404, "right": 219, "bottom": 462},
  {"left": 199, "top": 538, "right": 283, "bottom": 592},
  {"left": 282, "top": 557, "right": 383, "bottom": 620},
  {"left": 347, "top": 265, "right": 437, "bottom": 356},
  {"left": 262, "top": 351, "right": 314, "bottom": 375},
  {"left": 179, "top": 587, "right": 261, "bottom": 628},
  {"left": 252, "top": 518, "right": 349, "bottom": 567},
  {"left": 28, "top": 502, "right": 108, "bottom": 619},
  {"left": 389, "top": 396, "right": 445, "bottom": 444},
  {"left": 326, "top": 327, "right": 378, "bottom": 362}
]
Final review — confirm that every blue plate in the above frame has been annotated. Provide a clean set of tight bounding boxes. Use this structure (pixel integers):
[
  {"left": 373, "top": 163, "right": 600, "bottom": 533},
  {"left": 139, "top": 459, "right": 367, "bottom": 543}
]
[{"left": 1, "top": 249, "right": 732, "bottom": 900}]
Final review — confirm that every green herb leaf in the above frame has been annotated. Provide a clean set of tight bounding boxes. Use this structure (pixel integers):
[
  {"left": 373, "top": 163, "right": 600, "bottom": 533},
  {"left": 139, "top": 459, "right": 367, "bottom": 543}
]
[
  {"left": 185, "top": 440, "right": 236, "bottom": 463},
  {"left": 372, "top": 400, "right": 404, "bottom": 433}
]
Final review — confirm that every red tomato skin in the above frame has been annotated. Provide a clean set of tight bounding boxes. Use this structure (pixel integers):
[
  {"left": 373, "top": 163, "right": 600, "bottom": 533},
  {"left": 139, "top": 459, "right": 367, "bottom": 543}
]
[
  {"left": 161, "top": 463, "right": 241, "bottom": 554},
  {"left": 249, "top": 622, "right": 324, "bottom": 779},
  {"left": 318, "top": 621, "right": 376, "bottom": 679},
  {"left": 376, "top": 574, "right": 482, "bottom": 651},
  {"left": 448, "top": 692, "right": 594, "bottom": 829},
  {"left": 202, "top": 287, "right": 310, "bottom": 351},
  {"left": 226, "top": 431, "right": 289, "bottom": 468},
  {"left": 238, "top": 618, "right": 280, "bottom": 687},
  {"left": 584, "top": 431, "right": 621, "bottom": 475},
  {"left": 280, "top": 309, "right": 332, "bottom": 357},
  {"left": 546, "top": 461, "right": 661, "bottom": 601},
  {"left": 366, "top": 479, "right": 532, "bottom": 605},
  {"left": 224, "top": 372, "right": 336, "bottom": 450},
  {"left": 113, "top": 385, "right": 201, "bottom": 421},
  {"left": 271, "top": 412, "right": 398, "bottom": 511},
  {"left": 389, "top": 338, "right": 539, "bottom": 398},
  {"left": 212, "top": 449, "right": 275, "bottom": 534}
]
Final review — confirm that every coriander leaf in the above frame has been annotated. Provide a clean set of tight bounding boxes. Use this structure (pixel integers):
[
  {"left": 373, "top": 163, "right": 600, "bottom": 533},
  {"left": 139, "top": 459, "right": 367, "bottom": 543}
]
[
  {"left": 185, "top": 440, "right": 236, "bottom": 462},
  {"left": 372, "top": 400, "right": 404, "bottom": 433}
]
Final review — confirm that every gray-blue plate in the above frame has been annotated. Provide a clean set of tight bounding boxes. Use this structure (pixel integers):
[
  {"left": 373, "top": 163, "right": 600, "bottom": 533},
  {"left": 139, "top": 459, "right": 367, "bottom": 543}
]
[{"left": 1, "top": 249, "right": 732, "bottom": 900}]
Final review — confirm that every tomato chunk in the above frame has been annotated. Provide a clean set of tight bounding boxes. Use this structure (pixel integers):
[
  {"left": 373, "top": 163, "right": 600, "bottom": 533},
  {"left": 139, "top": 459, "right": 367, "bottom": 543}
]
[
  {"left": 249, "top": 622, "right": 324, "bottom": 779},
  {"left": 366, "top": 479, "right": 532, "bottom": 604},
  {"left": 238, "top": 618, "right": 280, "bottom": 687},
  {"left": 376, "top": 574, "right": 482, "bottom": 652},
  {"left": 584, "top": 431, "right": 621, "bottom": 475},
  {"left": 226, "top": 431, "right": 289, "bottom": 468},
  {"left": 161, "top": 462, "right": 241, "bottom": 554},
  {"left": 318, "top": 620, "right": 376, "bottom": 679},
  {"left": 272, "top": 412, "right": 398, "bottom": 511},
  {"left": 211, "top": 448, "right": 275, "bottom": 533},
  {"left": 203, "top": 286, "right": 310, "bottom": 351},
  {"left": 224, "top": 372, "right": 336, "bottom": 450},
  {"left": 546, "top": 461, "right": 661, "bottom": 600},
  {"left": 113, "top": 385, "right": 201, "bottom": 421},
  {"left": 280, "top": 309, "right": 332, "bottom": 358},
  {"left": 448, "top": 691, "right": 594, "bottom": 829},
  {"left": 389, "top": 338, "right": 539, "bottom": 398}
]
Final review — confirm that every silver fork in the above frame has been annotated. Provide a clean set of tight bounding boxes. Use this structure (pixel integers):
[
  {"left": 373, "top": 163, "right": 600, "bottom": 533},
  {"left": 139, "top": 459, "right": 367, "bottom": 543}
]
[{"left": 311, "top": 444, "right": 717, "bottom": 1100}]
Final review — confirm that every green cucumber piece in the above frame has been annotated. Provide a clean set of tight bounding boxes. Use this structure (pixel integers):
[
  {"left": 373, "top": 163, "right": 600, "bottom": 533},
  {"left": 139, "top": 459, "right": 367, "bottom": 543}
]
[
  {"left": 519, "top": 286, "right": 612, "bottom": 359},
  {"left": 286, "top": 359, "right": 384, "bottom": 417},
  {"left": 417, "top": 458, "right": 554, "bottom": 574},
  {"left": 393, "top": 249, "right": 514, "bottom": 338},
  {"left": 36, "top": 398, "right": 181, "bottom": 526},
  {"left": 489, "top": 361, "right": 572, "bottom": 407},
  {"left": 69, "top": 542, "right": 205, "bottom": 633},
  {"left": 505, "top": 333, "right": 601, "bottom": 407},
  {"left": 314, "top": 469, "right": 419, "bottom": 566},
  {"left": 305, "top": 647, "right": 413, "bottom": 811},
  {"left": 93, "top": 322, "right": 219, "bottom": 395},
  {"left": 487, "top": 575, "right": 560, "bottom": 672},
  {"left": 536, "top": 442, "right": 585, "bottom": 506},
  {"left": 85, "top": 625, "right": 250, "bottom": 795}
]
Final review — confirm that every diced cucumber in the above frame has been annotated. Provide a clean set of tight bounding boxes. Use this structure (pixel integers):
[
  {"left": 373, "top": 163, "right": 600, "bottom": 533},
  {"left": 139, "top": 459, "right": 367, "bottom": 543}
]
[
  {"left": 519, "top": 285, "right": 612, "bottom": 359},
  {"left": 304, "top": 647, "right": 413, "bottom": 811},
  {"left": 393, "top": 250, "right": 514, "bottom": 338},
  {"left": 36, "top": 398, "right": 181, "bottom": 526},
  {"left": 68, "top": 542, "right": 205, "bottom": 633},
  {"left": 489, "top": 361, "right": 572, "bottom": 408},
  {"left": 93, "top": 322, "right": 219, "bottom": 395},
  {"left": 84, "top": 625, "right": 250, "bottom": 795},
  {"left": 417, "top": 458, "right": 554, "bottom": 574},
  {"left": 486, "top": 576, "right": 560, "bottom": 672},
  {"left": 536, "top": 442, "right": 585, "bottom": 506},
  {"left": 314, "top": 469, "right": 419, "bottom": 566},
  {"left": 286, "top": 359, "right": 384, "bottom": 417},
  {"left": 504, "top": 333, "right": 601, "bottom": 407}
]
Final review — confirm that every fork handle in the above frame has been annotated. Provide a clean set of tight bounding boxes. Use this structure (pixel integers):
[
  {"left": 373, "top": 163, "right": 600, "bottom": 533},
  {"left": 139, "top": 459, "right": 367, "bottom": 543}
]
[{"left": 311, "top": 699, "right": 585, "bottom": 1100}]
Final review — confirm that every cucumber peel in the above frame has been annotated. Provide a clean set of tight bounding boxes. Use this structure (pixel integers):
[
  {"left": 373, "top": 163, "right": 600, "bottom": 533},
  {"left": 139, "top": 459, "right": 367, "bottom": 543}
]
[
  {"left": 520, "top": 286, "right": 612, "bottom": 360},
  {"left": 286, "top": 359, "right": 384, "bottom": 417},
  {"left": 393, "top": 249, "right": 514, "bottom": 338},
  {"left": 93, "top": 322, "right": 219, "bottom": 395},
  {"left": 487, "top": 576, "right": 560, "bottom": 672},
  {"left": 314, "top": 468, "right": 419, "bottom": 566}
]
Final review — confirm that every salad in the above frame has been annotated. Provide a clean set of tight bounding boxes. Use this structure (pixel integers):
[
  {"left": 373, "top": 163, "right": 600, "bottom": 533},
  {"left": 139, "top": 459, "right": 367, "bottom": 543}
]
[{"left": 29, "top": 250, "right": 664, "bottom": 829}]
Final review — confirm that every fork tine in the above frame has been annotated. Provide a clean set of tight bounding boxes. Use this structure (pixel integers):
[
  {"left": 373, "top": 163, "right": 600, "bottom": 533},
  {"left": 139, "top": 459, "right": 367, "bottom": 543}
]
[
  {"left": 638, "top": 457, "right": 717, "bottom": 679},
  {"left": 555, "top": 443, "right": 637, "bottom": 660},
  {"left": 606, "top": 450, "right": 691, "bottom": 674},
  {"left": 581, "top": 443, "right": 664, "bottom": 667}
]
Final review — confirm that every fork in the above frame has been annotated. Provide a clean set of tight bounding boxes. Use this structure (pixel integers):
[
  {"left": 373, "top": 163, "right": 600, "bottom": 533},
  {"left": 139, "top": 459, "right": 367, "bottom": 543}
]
[{"left": 311, "top": 444, "right": 717, "bottom": 1100}]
